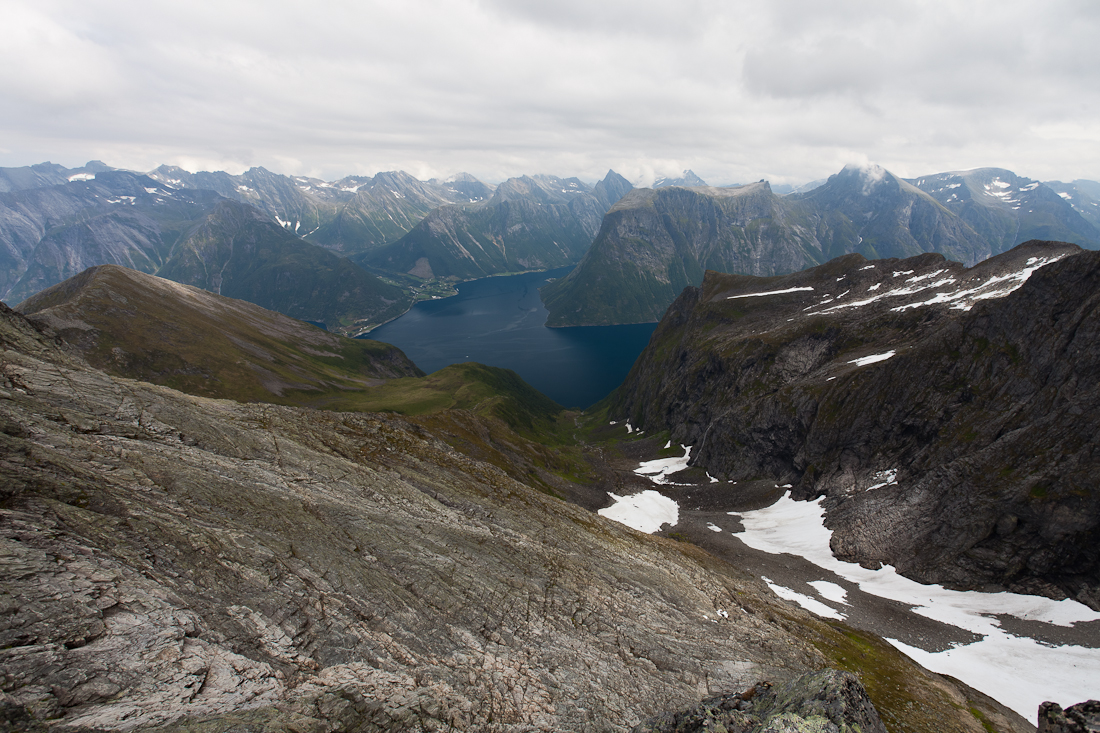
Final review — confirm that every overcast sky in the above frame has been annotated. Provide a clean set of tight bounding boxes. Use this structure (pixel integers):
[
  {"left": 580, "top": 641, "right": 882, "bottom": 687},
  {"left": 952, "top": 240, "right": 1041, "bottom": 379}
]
[{"left": 3, "top": 0, "right": 1098, "bottom": 186}]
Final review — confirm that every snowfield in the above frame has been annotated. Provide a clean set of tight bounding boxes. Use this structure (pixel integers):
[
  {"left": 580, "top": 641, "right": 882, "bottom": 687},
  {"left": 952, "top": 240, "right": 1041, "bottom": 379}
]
[{"left": 731, "top": 493, "right": 1100, "bottom": 723}]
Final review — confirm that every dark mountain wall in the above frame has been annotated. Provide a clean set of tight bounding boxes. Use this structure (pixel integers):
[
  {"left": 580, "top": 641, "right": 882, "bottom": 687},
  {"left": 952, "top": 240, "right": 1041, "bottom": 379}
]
[{"left": 610, "top": 241, "right": 1100, "bottom": 608}]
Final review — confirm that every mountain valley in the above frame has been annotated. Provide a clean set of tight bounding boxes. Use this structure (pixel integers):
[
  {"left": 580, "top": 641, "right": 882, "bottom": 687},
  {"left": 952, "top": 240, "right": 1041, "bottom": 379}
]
[
  {"left": 2, "top": 156, "right": 1100, "bottom": 730},
  {"left": 0, "top": 282, "right": 1032, "bottom": 733}
]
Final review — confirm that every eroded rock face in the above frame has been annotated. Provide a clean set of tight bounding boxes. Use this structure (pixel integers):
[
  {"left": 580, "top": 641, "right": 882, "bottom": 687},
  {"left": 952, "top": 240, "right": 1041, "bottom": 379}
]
[
  {"left": 0, "top": 301, "right": 830, "bottom": 731},
  {"left": 612, "top": 241, "right": 1100, "bottom": 606},
  {"left": 1038, "top": 700, "right": 1100, "bottom": 733},
  {"left": 632, "top": 670, "right": 887, "bottom": 733}
]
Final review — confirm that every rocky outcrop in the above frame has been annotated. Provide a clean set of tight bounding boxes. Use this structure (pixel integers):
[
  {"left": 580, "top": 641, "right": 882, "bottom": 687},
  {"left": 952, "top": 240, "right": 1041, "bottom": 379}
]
[
  {"left": 611, "top": 240, "right": 1100, "bottom": 607},
  {"left": 632, "top": 670, "right": 886, "bottom": 733},
  {"left": 1038, "top": 700, "right": 1100, "bottom": 733}
]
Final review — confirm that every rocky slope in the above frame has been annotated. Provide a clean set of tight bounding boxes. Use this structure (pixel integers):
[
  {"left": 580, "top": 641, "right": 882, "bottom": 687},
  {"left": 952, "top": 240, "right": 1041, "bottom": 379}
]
[
  {"left": 362, "top": 172, "right": 631, "bottom": 281},
  {"left": 542, "top": 165, "right": 991, "bottom": 327},
  {"left": 0, "top": 298, "right": 1024, "bottom": 731},
  {"left": 609, "top": 240, "right": 1100, "bottom": 608},
  {"left": 0, "top": 172, "right": 412, "bottom": 334},
  {"left": 1044, "top": 180, "right": 1100, "bottom": 232},
  {"left": 910, "top": 168, "right": 1100, "bottom": 254},
  {"left": 156, "top": 199, "right": 413, "bottom": 334},
  {"left": 16, "top": 265, "right": 422, "bottom": 404}
]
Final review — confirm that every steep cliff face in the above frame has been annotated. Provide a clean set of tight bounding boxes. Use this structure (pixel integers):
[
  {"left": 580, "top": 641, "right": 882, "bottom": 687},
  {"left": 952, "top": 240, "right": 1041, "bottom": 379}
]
[
  {"left": 611, "top": 240, "right": 1100, "bottom": 608},
  {"left": 542, "top": 183, "right": 821, "bottom": 326},
  {"left": 542, "top": 167, "right": 992, "bottom": 327}
]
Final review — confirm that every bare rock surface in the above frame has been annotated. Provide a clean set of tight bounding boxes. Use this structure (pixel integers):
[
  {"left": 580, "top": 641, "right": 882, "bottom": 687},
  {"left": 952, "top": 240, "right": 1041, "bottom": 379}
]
[
  {"left": 632, "top": 670, "right": 887, "bottom": 733},
  {"left": 0, "top": 301, "right": 827, "bottom": 731},
  {"left": 1038, "top": 700, "right": 1100, "bottom": 733}
]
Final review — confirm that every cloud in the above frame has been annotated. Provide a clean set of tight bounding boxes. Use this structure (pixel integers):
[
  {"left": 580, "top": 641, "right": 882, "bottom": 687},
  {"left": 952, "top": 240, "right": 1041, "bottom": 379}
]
[{"left": 1, "top": 0, "right": 1098, "bottom": 185}]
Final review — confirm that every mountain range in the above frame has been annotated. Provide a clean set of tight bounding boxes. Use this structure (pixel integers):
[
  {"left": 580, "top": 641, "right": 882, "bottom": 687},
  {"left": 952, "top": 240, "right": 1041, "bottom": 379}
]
[
  {"left": 543, "top": 165, "right": 1100, "bottom": 326},
  {"left": 146, "top": 165, "right": 493, "bottom": 256},
  {"left": 0, "top": 171, "right": 412, "bottom": 334},
  {"left": 3, "top": 159, "right": 1099, "bottom": 339},
  {"left": 360, "top": 171, "right": 632, "bottom": 280}
]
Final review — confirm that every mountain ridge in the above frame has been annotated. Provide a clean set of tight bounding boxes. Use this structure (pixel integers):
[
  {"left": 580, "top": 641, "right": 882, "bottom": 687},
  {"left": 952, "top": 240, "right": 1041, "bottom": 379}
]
[
  {"left": 609, "top": 240, "right": 1100, "bottom": 608},
  {"left": 541, "top": 164, "right": 1092, "bottom": 328}
]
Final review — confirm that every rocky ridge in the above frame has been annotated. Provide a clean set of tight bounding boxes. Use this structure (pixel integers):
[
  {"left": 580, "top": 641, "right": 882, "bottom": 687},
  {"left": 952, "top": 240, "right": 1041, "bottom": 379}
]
[
  {"left": 610, "top": 240, "right": 1100, "bottom": 607},
  {"left": 15, "top": 265, "right": 422, "bottom": 404}
]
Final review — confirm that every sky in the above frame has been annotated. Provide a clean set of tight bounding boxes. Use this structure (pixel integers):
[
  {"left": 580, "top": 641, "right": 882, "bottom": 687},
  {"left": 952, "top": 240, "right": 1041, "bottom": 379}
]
[{"left": 2, "top": 0, "right": 1099, "bottom": 186}]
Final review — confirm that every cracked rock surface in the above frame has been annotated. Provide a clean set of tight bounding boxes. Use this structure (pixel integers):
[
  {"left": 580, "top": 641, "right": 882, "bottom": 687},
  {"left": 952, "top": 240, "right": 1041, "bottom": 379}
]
[{"left": 0, "top": 302, "right": 826, "bottom": 731}]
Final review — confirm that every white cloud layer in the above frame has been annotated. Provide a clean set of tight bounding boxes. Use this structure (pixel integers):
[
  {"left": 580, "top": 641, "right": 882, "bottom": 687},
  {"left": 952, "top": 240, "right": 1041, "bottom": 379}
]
[{"left": 1, "top": 0, "right": 1098, "bottom": 184}]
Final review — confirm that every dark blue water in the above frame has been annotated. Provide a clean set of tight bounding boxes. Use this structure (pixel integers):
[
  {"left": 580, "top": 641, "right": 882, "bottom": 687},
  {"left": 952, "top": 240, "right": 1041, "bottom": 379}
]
[{"left": 364, "top": 267, "right": 657, "bottom": 408}]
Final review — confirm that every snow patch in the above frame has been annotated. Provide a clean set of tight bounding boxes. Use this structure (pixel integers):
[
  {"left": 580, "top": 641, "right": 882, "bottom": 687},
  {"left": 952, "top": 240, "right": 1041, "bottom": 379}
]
[
  {"left": 808, "top": 581, "right": 849, "bottom": 605},
  {"left": 763, "top": 576, "right": 846, "bottom": 620},
  {"left": 848, "top": 351, "right": 895, "bottom": 367},
  {"left": 734, "top": 493, "right": 1100, "bottom": 723},
  {"left": 598, "top": 490, "right": 679, "bottom": 533},
  {"left": 635, "top": 446, "right": 692, "bottom": 485},
  {"left": 707, "top": 522, "right": 723, "bottom": 533},
  {"left": 727, "top": 286, "right": 814, "bottom": 300},
  {"left": 866, "top": 469, "right": 898, "bottom": 491}
]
